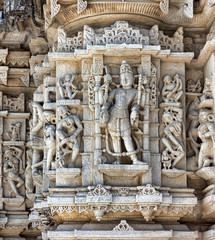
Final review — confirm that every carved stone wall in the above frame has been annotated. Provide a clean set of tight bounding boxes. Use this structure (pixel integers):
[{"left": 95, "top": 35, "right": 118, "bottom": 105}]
[{"left": 0, "top": 0, "right": 215, "bottom": 239}]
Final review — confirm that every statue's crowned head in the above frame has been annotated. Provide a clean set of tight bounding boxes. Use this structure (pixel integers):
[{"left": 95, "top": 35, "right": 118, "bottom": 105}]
[{"left": 120, "top": 60, "right": 134, "bottom": 88}]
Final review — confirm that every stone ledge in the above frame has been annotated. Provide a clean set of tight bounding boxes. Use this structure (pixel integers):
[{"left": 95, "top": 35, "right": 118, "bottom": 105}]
[{"left": 98, "top": 164, "right": 149, "bottom": 178}]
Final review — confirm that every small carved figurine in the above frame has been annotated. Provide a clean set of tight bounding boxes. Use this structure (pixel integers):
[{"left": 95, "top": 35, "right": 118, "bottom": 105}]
[
  {"left": 173, "top": 27, "right": 183, "bottom": 44},
  {"left": 3, "top": 146, "right": 24, "bottom": 197},
  {"left": 187, "top": 97, "right": 200, "bottom": 156},
  {"left": 57, "top": 105, "right": 83, "bottom": 166},
  {"left": 149, "top": 25, "right": 159, "bottom": 45},
  {"left": 162, "top": 74, "right": 183, "bottom": 104},
  {"left": 44, "top": 124, "right": 56, "bottom": 170},
  {"left": 187, "top": 79, "right": 202, "bottom": 93},
  {"left": 162, "top": 106, "right": 184, "bottom": 167},
  {"left": 25, "top": 149, "right": 34, "bottom": 194},
  {"left": 198, "top": 110, "right": 215, "bottom": 168},
  {"left": 57, "top": 74, "right": 78, "bottom": 100},
  {"left": 6, "top": 122, "right": 22, "bottom": 141},
  {"left": 199, "top": 78, "right": 213, "bottom": 109},
  {"left": 162, "top": 149, "right": 172, "bottom": 169}
]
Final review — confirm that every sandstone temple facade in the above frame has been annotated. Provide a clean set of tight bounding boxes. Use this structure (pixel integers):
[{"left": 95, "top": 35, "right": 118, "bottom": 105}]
[{"left": 0, "top": 0, "right": 215, "bottom": 239}]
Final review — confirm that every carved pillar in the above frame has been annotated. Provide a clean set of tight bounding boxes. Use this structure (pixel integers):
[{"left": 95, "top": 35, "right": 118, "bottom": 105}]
[
  {"left": 82, "top": 58, "right": 94, "bottom": 186},
  {"left": 140, "top": 55, "right": 152, "bottom": 184},
  {"left": 160, "top": 60, "right": 186, "bottom": 188},
  {"left": 150, "top": 59, "right": 161, "bottom": 186},
  {"left": 92, "top": 54, "right": 104, "bottom": 185}
]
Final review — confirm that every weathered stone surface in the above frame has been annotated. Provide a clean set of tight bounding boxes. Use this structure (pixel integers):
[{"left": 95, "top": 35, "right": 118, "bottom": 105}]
[{"left": 0, "top": 0, "right": 215, "bottom": 239}]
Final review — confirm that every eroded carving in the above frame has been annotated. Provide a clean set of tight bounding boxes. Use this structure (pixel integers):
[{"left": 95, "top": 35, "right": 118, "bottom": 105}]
[
  {"left": 57, "top": 28, "right": 82, "bottom": 52},
  {"left": 159, "top": 27, "right": 184, "bottom": 52},
  {"left": 6, "top": 122, "right": 22, "bottom": 141},
  {"left": 186, "top": 79, "right": 202, "bottom": 93},
  {"left": 3, "top": 93, "right": 25, "bottom": 112}
]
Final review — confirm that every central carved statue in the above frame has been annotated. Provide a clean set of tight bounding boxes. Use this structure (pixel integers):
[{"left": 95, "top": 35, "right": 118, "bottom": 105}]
[{"left": 100, "top": 60, "right": 144, "bottom": 165}]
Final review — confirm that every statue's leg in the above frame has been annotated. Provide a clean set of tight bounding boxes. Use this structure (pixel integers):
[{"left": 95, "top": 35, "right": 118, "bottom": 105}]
[
  {"left": 6, "top": 132, "right": 11, "bottom": 140},
  {"left": 175, "top": 91, "right": 183, "bottom": 102},
  {"left": 32, "top": 150, "right": 41, "bottom": 174},
  {"left": 71, "top": 143, "right": 80, "bottom": 163},
  {"left": 66, "top": 85, "right": 73, "bottom": 99},
  {"left": 16, "top": 176, "right": 24, "bottom": 188},
  {"left": 47, "top": 147, "right": 55, "bottom": 170},
  {"left": 110, "top": 135, "right": 122, "bottom": 164},
  {"left": 198, "top": 145, "right": 204, "bottom": 169},
  {"left": 162, "top": 138, "right": 174, "bottom": 152},
  {"left": 8, "top": 180, "right": 19, "bottom": 196},
  {"left": 122, "top": 135, "right": 143, "bottom": 164}
]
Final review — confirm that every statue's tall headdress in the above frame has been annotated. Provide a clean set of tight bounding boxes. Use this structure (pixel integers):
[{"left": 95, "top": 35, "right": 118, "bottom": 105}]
[{"left": 120, "top": 60, "right": 133, "bottom": 74}]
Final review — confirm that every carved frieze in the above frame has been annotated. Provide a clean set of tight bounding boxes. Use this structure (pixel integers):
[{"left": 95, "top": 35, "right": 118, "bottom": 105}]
[
  {"left": 0, "top": 66, "right": 8, "bottom": 85},
  {"left": 56, "top": 22, "right": 184, "bottom": 53},
  {"left": 160, "top": 74, "right": 184, "bottom": 170},
  {"left": 3, "top": 93, "right": 25, "bottom": 112}
]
